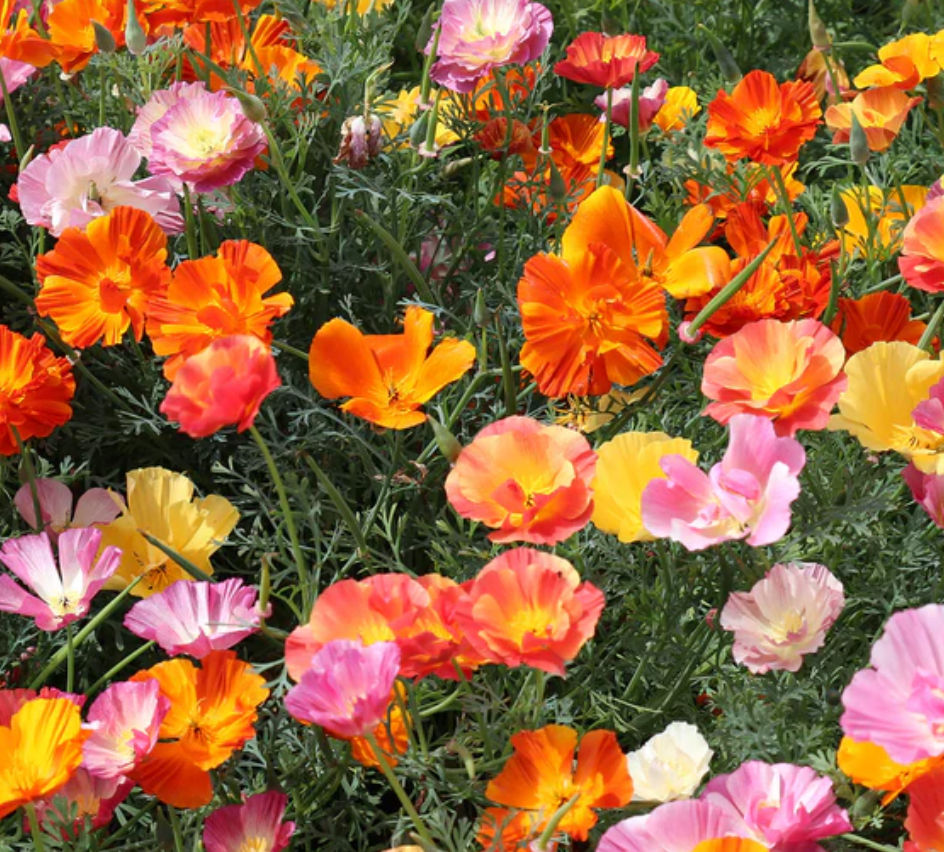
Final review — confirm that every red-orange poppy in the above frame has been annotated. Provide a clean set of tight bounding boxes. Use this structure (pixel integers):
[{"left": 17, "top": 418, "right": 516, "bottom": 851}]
[
  {"left": 35, "top": 207, "right": 171, "bottom": 349},
  {"left": 0, "top": 325, "right": 75, "bottom": 456},
  {"left": 141, "top": 0, "right": 261, "bottom": 35},
  {"left": 685, "top": 163, "right": 806, "bottom": 223},
  {"left": 0, "top": 0, "right": 60, "bottom": 67},
  {"left": 906, "top": 766, "right": 944, "bottom": 851},
  {"left": 46, "top": 0, "right": 137, "bottom": 73},
  {"left": 554, "top": 32, "right": 659, "bottom": 89},
  {"left": 146, "top": 240, "right": 294, "bottom": 380},
  {"left": 830, "top": 291, "right": 929, "bottom": 356},
  {"left": 705, "top": 70, "right": 822, "bottom": 165}
]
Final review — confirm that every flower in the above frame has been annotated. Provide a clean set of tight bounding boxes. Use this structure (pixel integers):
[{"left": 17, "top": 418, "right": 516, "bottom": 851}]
[
  {"left": 31, "top": 769, "right": 132, "bottom": 833},
  {"left": 203, "top": 791, "right": 295, "bottom": 852},
  {"left": 141, "top": 84, "right": 266, "bottom": 192},
  {"left": 0, "top": 697, "right": 90, "bottom": 819},
  {"left": 591, "top": 431, "right": 699, "bottom": 543},
  {"left": 554, "top": 32, "right": 659, "bottom": 89},
  {"left": 125, "top": 578, "right": 264, "bottom": 658},
  {"left": 34, "top": 206, "right": 171, "bottom": 349},
  {"left": 841, "top": 604, "right": 944, "bottom": 764},
  {"left": 829, "top": 291, "right": 929, "bottom": 356},
  {"left": 99, "top": 467, "right": 239, "bottom": 597},
  {"left": 485, "top": 725, "right": 634, "bottom": 841},
  {"left": 146, "top": 240, "right": 294, "bottom": 380},
  {"left": 445, "top": 415, "right": 596, "bottom": 545},
  {"left": 838, "top": 737, "right": 944, "bottom": 804},
  {"left": 45, "top": 0, "right": 134, "bottom": 73},
  {"left": 308, "top": 305, "right": 475, "bottom": 429},
  {"left": 702, "top": 761, "right": 852, "bottom": 850},
  {"left": 284, "top": 639, "right": 400, "bottom": 738},
  {"left": 900, "top": 195, "right": 944, "bottom": 293},
  {"left": 0, "top": 325, "right": 75, "bottom": 456},
  {"left": 426, "top": 0, "right": 553, "bottom": 94},
  {"left": 904, "top": 464, "right": 944, "bottom": 528},
  {"left": 455, "top": 547, "right": 604, "bottom": 675},
  {"left": 704, "top": 70, "right": 822, "bottom": 165},
  {"left": 686, "top": 162, "right": 806, "bottom": 223},
  {"left": 653, "top": 86, "right": 700, "bottom": 132},
  {"left": 14, "top": 478, "right": 122, "bottom": 538},
  {"left": 701, "top": 319, "right": 847, "bottom": 437},
  {"left": 0, "top": 528, "right": 121, "bottom": 631},
  {"left": 828, "top": 342, "right": 944, "bottom": 473},
  {"left": 641, "top": 414, "right": 806, "bottom": 551},
  {"left": 720, "top": 562, "right": 845, "bottom": 674},
  {"left": 139, "top": 0, "right": 263, "bottom": 33},
  {"left": 825, "top": 87, "right": 922, "bottom": 152},
  {"left": 16, "top": 128, "right": 183, "bottom": 237},
  {"left": 129, "top": 650, "right": 269, "bottom": 808},
  {"left": 906, "top": 766, "right": 944, "bottom": 852},
  {"left": 596, "top": 78, "right": 668, "bottom": 131},
  {"left": 839, "top": 184, "right": 926, "bottom": 256},
  {"left": 160, "top": 335, "right": 281, "bottom": 437},
  {"left": 82, "top": 680, "right": 169, "bottom": 780},
  {"left": 626, "top": 722, "right": 713, "bottom": 803},
  {"left": 853, "top": 33, "right": 941, "bottom": 90},
  {"left": 518, "top": 185, "right": 668, "bottom": 396}
]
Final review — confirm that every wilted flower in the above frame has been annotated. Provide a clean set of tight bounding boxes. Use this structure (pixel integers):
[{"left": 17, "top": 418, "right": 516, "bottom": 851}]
[
  {"left": 720, "top": 562, "right": 845, "bottom": 674},
  {"left": 900, "top": 195, "right": 944, "bottom": 293},
  {"left": 14, "top": 479, "right": 121, "bottom": 538},
  {"left": 626, "top": 722, "right": 713, "bottom": 803},
  {"left": 334, "top": 114, "right": 383, "bottom": 169},
  {"left": 554, "top": 32, "right": 659, "bottom": 89},
  {"left": 203, "top": 791, "right": 295, "bottom": 852},
  {"left": 0, "top": 528, "right": 121, "bottom": 631}
]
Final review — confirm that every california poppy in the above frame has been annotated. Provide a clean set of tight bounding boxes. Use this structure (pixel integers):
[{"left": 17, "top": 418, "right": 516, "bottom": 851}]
[
  {"left": 854, "top": 33, "right": 940, "bottom": 90},
  {"left": 308, "top": 305, "right": 475, "bottom": 429},
  {"left": 830, "top": 292, "right": 929, "bottom": 356},
  {"left": 554, "top": 32, "right": 659, "bottom": 89},
  {"left": 825, "top": 87, "right": 922, "bottom": 153},
  {"left": 900, "top": 195, "right": 944, "bottom": 293},
  {"left": 838, "top": 737, "right": 944, "bottom": 805},
  {"left": 46, "top": 0, "right": 133, "bottom": 73},
  {"left": 906, "top": 766, "right": 944, "bottom": 851}
]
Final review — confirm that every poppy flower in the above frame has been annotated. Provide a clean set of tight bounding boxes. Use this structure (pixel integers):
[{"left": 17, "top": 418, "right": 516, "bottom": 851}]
[
  {"left": 445, "top": 415, "right": 596, "bottom": 545},
  {"left": 99, "top": 466, "right": 239, "bottom": 596},
  {"left": 0, "top": 3, "right": 59, "bottom": 68},
  {"left": 595, "top": 78, "right": 668, "bottom": 131},
  {"left": 797, "top": 47, "right": 851, "bottom": 103},
  {"left": 455, "top": 548, "right": 604, "bottom": 675},
  {"left": 653, "top": 85, "right": 700, "bottom": 132},
  {"left": 45, "top": 0, "right": 135, "bottom": 73},
  {"left": 14, "top": 478, "right": 122, "bottom": 539},
  {"left": 701, "top": 318, "right": 847, "bottom": 436},
  {"left": 838, "top": 737, "right": 944, "bottom": 805},
  {"left": 554, "top": 32, "right": 659, "bottom": 89},
  {"left": 704, "top": 70, "right": 822, "bottom": 165},
  {"left": 34, "top": 207, "right": 171, "bottom": 349},
  {"left": 903, "top": 464, "right": 944, "bottom": 529},
  {"left": 31, "top": 769, "right": 132, "bottom": 834},
  {"left": 485, "top": 725, "right": 633, "bottom": 842},
  {"left": 308, "top": 305, "right": 475, "bottom": 429},
  {"left": 348, "top": 683, "right": 411, "bottom": 768},
  {"left": 518, "top": 185, "right": 668, "bottom": 396},
  {"left": 839, "top": 184, "right": 926, "bottom": 256},
  {"left": 906, "top": 766, "right": 944, "bottom": 852},
  {"left": 129, "top": 650, "right": 269, "bottom": 809},
  {"left": 685, "top": 162, "right": 805, "bottom": 223},
  {"left": 0, "top": 325, "right": 76, "bottom": 456},
  {"left": 627, "top": 722, "right": 713, "bottom": 804},
  {"left": 853, "top": 33, "right": 940, "bottom": 90},
  {"left": 146, "top": 240, "right": 294, "bottom": 380},
  {"left": 900, "top": 195, "right": 944, "bottom": 293},
  {"left": 139, "top": 0, "right": 262, "bottom": 35},
  {"left": 203, "top": 791, "right": 295, "bottom": 852},
  {"left": 825, "top": 87, "right": 922, "bottom": 152},
  {"left": 830, "top": 292, "right": 929, "bottom": 356}
]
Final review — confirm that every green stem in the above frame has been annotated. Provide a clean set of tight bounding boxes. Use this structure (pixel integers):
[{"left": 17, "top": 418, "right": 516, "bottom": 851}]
[
  {"left": 273, "top": 339, "right": 311, "bottom": 362},
  {"left": 495, "top": 314, "right": 517, "bottom": 417},
  {"left": 919, "top": 300, "right": 944, "bottom": 353},
  {"left": 25, "top": 803, "right": 45, "bottom": 852},
  {"left": 535, "top": 794, "right": 580, "bottom": 852},
  {"left": 87, "top": 641, "right": 155, "bottom": 695},
  {"left": 595, "top": 86, "right": 613, "bottom": 190},
  {"left": 840, "top": 835, "right": 901, "bottom": 852},
  {"left": 769, "top": 165, "right": 803, "bottom": 256},
  {"left": 249, "top": 425, "right": 311, "bottom": 613},
  {"left": 626, "top": 72, "right": 641, "bottom": 199},
  {"left": 353, "top": 210, "right": 436, "bottom": 304},
  {"left": 364, "top": 731, "right": 436, "bottom": 848},
  {"left": 0, "top": 270, "right": 34, "bottom": 305},
  {"left": 65, "top": 622, "right": 75, "bottom": 692},
  {"left": 11, "top": 427, "right": 43, "bottom": 534},
  {"left": 167, "top": 806, "right": 185, "bottom": 852},
  {"left": 182, "top": 184, "right": 199, "bottom": 260},
  {"left": 300, "top": 451, "right": 369, "bottom": 558},
  {"left": 0, "top": 67, "right": 26, "bottom": 164}
]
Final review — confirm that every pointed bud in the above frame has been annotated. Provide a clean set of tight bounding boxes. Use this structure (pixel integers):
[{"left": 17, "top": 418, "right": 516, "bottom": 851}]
[
  {"left": 699, "top": 25, "right": 742, "bottom": 85},
  {"left": 428, "top": 415, "right": 462, "bottom": 463},
  {"left": 18, "top": 143, "right": 35, "bottom": 172},
  {"left": 473, "top": 289, "right": 490, "bottom": 328},
  {"left": 408, "top": 110, "right": 429, "bottom": 149},
  {"left": 549, "top": 159, "right": 567, "bottom": 203},
  {"left": 92, "top": 20, "right": 117, "bottom": 53},
  {"left": 849, "top": 112, "right": 870, "bottom": 165},
  {"left": 155, "top": 809, "right": 175, "bottom": 851},
  {"left": 125, "top": 0, "right": 147, "bottom": 55},
  {"left": 227, "top": 87, "right": 267, "bottom": 123},
  {"left": 830, "top": 184, "right": 849, "bottom": 229},
  {"left": 414, "top": 3, "right": 436, "bottom": 53},
  {"left": 808, "top": 0, "right": 830, "bottom": 49}
]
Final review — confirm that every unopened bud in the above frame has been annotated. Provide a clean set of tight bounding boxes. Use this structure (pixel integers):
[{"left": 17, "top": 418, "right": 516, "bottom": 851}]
[
  {"left": 808, "top": 0, "right": 830, "bottom": 49},
  {"left": 125, "top": 0, "right": 147, "bottom": 55},
  {"left": 699, "top": 24, "right": 742, "bottom": 85},
  {"left": 830, "top": 184, "right": 849, "bottom": 229},
  {"left": 429, "top": 415, "right": 462, "bottom": 463},
  {"left": 902, "top": 0, "right": 922, "bottom": 27},
  {"left": 473, "top": 289, "right": 490, "bottom": 328},
  {"left": 334, "top": 113, "right": 383, "bottom": 169},
  {"left": 228, "top": 87, "right": 267, "bottom": 123},
  {"left": 928, "top": 72, "right": 944, "bottom": 111},
  {"left": 849, "top": 113, "right": 870, "bottom": 165},
  {"left": 548, "top": 159, "right": 567, "bottom": 203},
  {"left": 92, "top": 20, "right": 117, "bottom": 53},
  {"left": 414, "top": 2, "right": 436, "bottom": 53}
]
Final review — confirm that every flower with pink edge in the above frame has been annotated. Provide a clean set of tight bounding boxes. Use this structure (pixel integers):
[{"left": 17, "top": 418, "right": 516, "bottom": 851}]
[
  {"left": 203, "top": 791, "right": 295, "bottom": 852},
  {"left": 14, "top": 479, "right": 122, "bottom": 540},
  {"left": 903, "top": 463, "right": 944, "bottom": 528},
  {"left": 595, "top": 78, "right": 668, "bottom": 131}
]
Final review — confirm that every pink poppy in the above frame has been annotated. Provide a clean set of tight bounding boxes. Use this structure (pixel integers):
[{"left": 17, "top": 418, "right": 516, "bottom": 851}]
[
  {"left": 203, "top": 791, "right": 295, "bottom": 852},
  {"left": 124, "top": 578, "right": 266, "bottom": 658},
  {"left": 912, "top": 376, "right": 944, "bottom": 435},
  {"left": 900, "top": 195, "right": 944, "bottom": 293},
  {"left": 14, "top": 479, "right": 122, "bottom": 539},
  {"left": 903, "top": 464, "right": 944, "bottom": 528},
  {"left": 0, "top": 528, "right": 121, "bottom": 631},
  {"left": 0, "top": 687, "right": 85, "bottom": 725},
  {"left": 32, "top": 769, "right": 133, "bottom": 834},
  {"left": 595, "top": 78, "right": 668, "bottom": 131}
]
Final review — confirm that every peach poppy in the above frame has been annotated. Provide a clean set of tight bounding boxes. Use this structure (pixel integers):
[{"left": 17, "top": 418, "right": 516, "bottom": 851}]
[
  {"left": 485, "top": 725, "right": 633, "bottom": 841},
  {"left": 653, "top": 85, "right": 700, "bottom": 132},
  {"left": 825, "top": 87, "right": 922, "bottom": 152},
  {"left": 704, "top": 70, "right": 822, "bottom": 165},
  {"left": 839, "top": 184, "right": 926, "bottom": 257},
  {"left": 554, "top": 32, "right": 659, "bottom": 89},
  {"left": 830, "top": 292, "right": 929, "bottom": 356},
  {"left": 308, "top": 305, "right": 475, "bottom": 430},
  {"left": 900, "top": 195, "right": 944, "bottom": 293},
  {"left": 129, "top": 650, "right": 269, "bottom": 809},
  {"left": 702, "top": 319, "right": 847, "bottom": 436},
  {"left": 0, "top": 325, "right": 75, "bottom": 456},
  {"left": 0, "top": 697, "right": 90, "bottom": 819},
  {"left": 455, "top": 548, "right": 604, "bottom": 675},
  {"left": 518, "top": 185, "right": 668, "bottom": 396},
  {"left": 906, "top": 766, "right": 944, "bottom": 852},
  {"left": 445, "top": 416, "right": 595, "bottom": 545},
  {"left": 146, "top": 240, "right": 294, "bottom": 380},
  {"left": 797, "top": 47, "right": 851, "bottom": 103},
  {"left": 854, "top": 33, "right": 941, "bottom": 90},
  {"left": 838, "top": 737, "right": 944, "bottom": 805},
  {"left": 35, "top": 207, "right": 170, "bottom": 349}
]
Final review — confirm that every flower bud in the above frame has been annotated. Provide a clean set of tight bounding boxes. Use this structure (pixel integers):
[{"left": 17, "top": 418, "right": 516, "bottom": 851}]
[
  {"left": 334, "top": 114, "right": 383, "bottom": 169},
  {"left": 473, "top": 289, "right": 490, "bottom": 328},
  {"left": 830, "top": 184, "right": 849, "bottom": 229},
  {"left": 227, "top": 87, "right": 267, "bottom": 123},
  {"left": 92, "top": 20, "right": 117, "bottom": 53},
  {"left": 698, "top": 24, "right": 741, "bottom": 85},
  {"left": 125, "top": 0, "right": 147, "bottom": 55},
  {"left": 808, "top": 0, "right": 830, "bottom": 50},
  {"left": 429, "top": 415, "right": 462, "bottom": 463},
  {"left": 849, "top": 112, "right": 870, "bottom": 165},
  {"left": 548, "top": 159, "right": 567, "bottom": 203}
]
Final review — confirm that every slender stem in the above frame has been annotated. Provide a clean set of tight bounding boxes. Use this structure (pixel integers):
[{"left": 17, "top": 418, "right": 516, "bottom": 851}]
[
  {"left": 300, "top": 451, "right": 369, "bottom": 558},
  {"left": 840, "top": 835, "right": 901, "bottom": 852},
  {"left": 0, "top": 67, "right": 26, "bottom": 164},
  {"left": 65, "top": 622, "right": 75, "bottom": 692},
  {"left": 249, "top": 425, "right": 311, "bottom": 614},
  {"left": 25, "top": 803, "right": 46, "bottom": 852},
  {"left": 495, "top": 314, "right": 517, "bottom": 417},
  {"left": 273, "top": 339, "right": 310, "bottom": 362},
  {"left": 11, "top": 427, "right": 43, "bottom": 533},
  {"left": 595, "top": 86, "right": 613, "bottom": 190},
  {"left": 919, "top": 300, "right": 944, "bottom": 353},
  {"left": 0, "top": 270, "right": 34, "bottom": 305},
  {"left": 182, "top": 184, "right": 199, "bottom": 260},
  {"left": 364, "top": 731, "right": 436, "bottom": 848},
  {"left": 87, "top": 641, "right": 155, "bottom": 695},
  {"left": 769, "top": 165, "right": 803, "bottom": 255},
  {"left": 167, "top": 807, "right": 185, "bottom": 852},
  {"left": 626, "top": 72, "right": 641, "bottom": 199}
]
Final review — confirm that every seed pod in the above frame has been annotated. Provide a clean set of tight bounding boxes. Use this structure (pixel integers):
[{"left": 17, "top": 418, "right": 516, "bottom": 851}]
[
  {"left": 429, "top": 415, "right": 462, "bottom": 463},
  {"left": 699, "top": 24, "right": 742, "bottom": 85}
]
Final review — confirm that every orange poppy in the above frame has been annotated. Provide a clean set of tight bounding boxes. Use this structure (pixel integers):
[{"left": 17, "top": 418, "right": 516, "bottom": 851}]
[
  {"left": 46, "top": 0, "right": 136, "bottom": 73},
  {"left": 484, "top": 725, "right": 633, "bottom": 842},
  {"left": 796, "top": 47, "right": 851, "bottom": 103},
  {"left": 685, "top": 162, "right": 806, "bottom": 222},
  {"left": 478, "top": 807, "right": 542, "bottom": 851},
  {"left": 129, "top": 650, "right": 269, "bottom": 809},
  {"left": 35, "top": 207, "right": 170, "bottom": 349},
  {"left": 705, "top": 69, "right": 822, "bottom": 165},
  {"left": 141, "top": 0, "right": 261, "bottom": 35},
  {"left": 653, "top": 85, "right": 700, "bottom": 132},
  {"left": 0, "top": 325, "right": 75, "bottom": 456},
  {"left": 906, "top": 766, "right": 944, "bottom": 852},
  {"left": 308, "top": 305, "right": 475, "bottom": 430},
  {"left": 0, "top": 0, "right": 60, "bottom": 67},
  {"left": 825, "top": 87, "right": 922, "bottom": 152},
  {"left": 838, "top": 737, "right": 944, "bottom": 806},
  {"left": 518, "top": 185, "right": 668, "bottom": 396},
  {"left": 830, "top": 292, "right": 929, "bottom": 356},
  {"left": 0, "top": 697, "right": 90, "bottom": 820},
  {"left": 349, "top": 683, "right": 410, "bottom": 768},
  {"left": 554, "top": 32, "right": 659, "bottom": 89},
  {"left": 854, "top": 33, "right": 941, "bottom": 90},
  {"left": 146, "top": 240, "right": 294, "bottom": 380}
]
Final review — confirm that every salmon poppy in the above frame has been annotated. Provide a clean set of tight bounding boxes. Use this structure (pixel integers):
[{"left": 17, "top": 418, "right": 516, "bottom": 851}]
[
  {"left": 825, "top": 87, "right": 922, "bottom": 153},
  {"left": 900, "top": 195, "right": 944, "bottom": 293},
  {"left": 704, "top": 70, "right": 822, "bottom": 165},
  {"left": 485, "top": 725, "right": 633, "bottom": 842},
  {"left": 35, "top": 207, "right": 171, "bottom": 349},
  {"left": 146, "top": 240, "right": 294, "bottom": 380},
  {"left": 830, "top": 292, "right": 929, "bottom": 356},
  {"left": 0, "top": 325, "right": 75, "bottom": 456},
  {"left": 308, "top": 305, "right": 475, "bottom": 429},
  {"left": 554, "top": 32, "right": 659, "bottom": 89},
  {"left": 129, "top": 650, "right": 269, "bottom": 809},
  {"left": 518, "top": 185, "right": 668, "bottom": 396}
]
